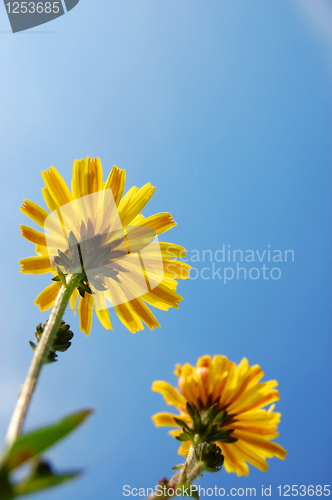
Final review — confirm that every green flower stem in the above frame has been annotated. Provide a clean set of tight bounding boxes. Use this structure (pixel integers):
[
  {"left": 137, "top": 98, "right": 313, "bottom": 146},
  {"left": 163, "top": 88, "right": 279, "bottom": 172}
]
[
  {"left": 146, "top": 447, "right": 205, "bottom": 500},
  {"left": 6, "top": 274, "right": 81, "bottom": 447}
]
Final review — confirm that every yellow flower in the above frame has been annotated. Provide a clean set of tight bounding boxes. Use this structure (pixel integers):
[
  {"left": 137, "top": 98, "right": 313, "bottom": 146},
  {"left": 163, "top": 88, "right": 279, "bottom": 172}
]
[
  {"left": 20, "top": 157, "right": 191, "bottom": 335},
  {"left": 152, "top": 355, "right": 287, "bottom": 476}
]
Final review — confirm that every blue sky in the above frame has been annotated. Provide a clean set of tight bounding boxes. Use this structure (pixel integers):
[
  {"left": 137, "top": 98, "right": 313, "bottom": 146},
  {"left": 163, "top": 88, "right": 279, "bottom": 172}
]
[{"left": 0, "top": 1, "right": 331, "bottom": 499}]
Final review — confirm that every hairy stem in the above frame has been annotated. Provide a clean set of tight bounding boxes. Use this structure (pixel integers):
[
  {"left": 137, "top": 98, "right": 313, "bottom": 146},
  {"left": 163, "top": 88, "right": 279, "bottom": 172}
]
[
  {"left": 146, "top": 447, "right": 204, "bottom": 500},
  {"left": 6, "top": 274, "right": 81, "bottom": 446}
]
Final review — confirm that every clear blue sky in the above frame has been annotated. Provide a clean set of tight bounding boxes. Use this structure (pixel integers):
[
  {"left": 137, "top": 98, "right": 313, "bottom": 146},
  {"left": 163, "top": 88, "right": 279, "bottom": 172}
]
[{"left": 0, "top": 1, "right": 331, "bottom": 499}]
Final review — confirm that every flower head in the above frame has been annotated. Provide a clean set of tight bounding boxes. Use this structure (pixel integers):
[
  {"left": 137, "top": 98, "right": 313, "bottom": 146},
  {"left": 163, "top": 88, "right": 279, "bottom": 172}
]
[
  {"left": 20, "top": 157, "right": 191, "bottom": 335},
  {"left": 152, "top": 355, "right": 286, "bottom": 476}
]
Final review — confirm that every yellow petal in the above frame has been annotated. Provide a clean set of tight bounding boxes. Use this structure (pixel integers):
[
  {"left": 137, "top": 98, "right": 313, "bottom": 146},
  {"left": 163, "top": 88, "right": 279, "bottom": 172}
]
[
  {"left": 177, "top": 440, "right": 191, "bottom": 456},
  {"left": 41, "top": 166, "right": 73, "bottom": 207},
  {"left": 42, "top": 187, "right": 58, "bottom": 212},
  {"left": 232, "top": 387, "right": 280, "bottom": 414},
  {"left": 35, "top": 281, "right": 61, "bottom": 311},
  {"left": 78, "top": 293, "right": 93, "bottom": 336},
  {"left": 20, "top": 256, "right": 52, "bottom": 274},
  {"left": 20, "top": 225, "right": 47, "bottom": 246},
  {"left": 221, "top": 443, "right": 250, "bottom": 476},
  {"left": 233, "top": 430, "right": 287, "bottom": 459},
  {"left": 159, "top": 242, "right": 187, "bottom": 258},
  {"left": 20, "top": 199, "right": 49, "bottom": 228},
  {"left": 104, "top": 165, "right": 126, "bottom": 205},
  {"left": 95, "top": 302, "right": 113, "bottom": 330},
  {"left": 151, "top": 412, "right": 182, "bottom": 427},
  {"left": 118, "top": 183, "right": 156, "bottom": 227},
  {"left": 114, "top": 302, "right": 144, "bottom": 333},
  {"left": 142, "top": 282, "right": 183, "bottom": 310},
  {"left": 71, "top": 158, "right": 87, "bottom": 198},
  {"left": 162, "top": 259, "right": 191, "bottom": 279},
  {"left": 85, "top": 158, "right": 104, "bottom": 194},
  {"left": 128, "top": 298, "right": 160, "bottom": 330},
  {"left": 222, "top": 440, "right": 268, "bottom": 473},
  {"left": 137, "top": 213, "right": 176, "bottom": 235},
  {"left": 151, "top": 381, "right": 186, "bottom": 408},
  {"left": 69, "top": 288, "right": 79, "bottom": 313}
]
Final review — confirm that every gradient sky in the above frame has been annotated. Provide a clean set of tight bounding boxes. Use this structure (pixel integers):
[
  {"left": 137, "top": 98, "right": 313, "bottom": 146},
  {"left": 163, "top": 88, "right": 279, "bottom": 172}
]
[{"left": 0, "top": 1, "right": 331, "bottom": 499}]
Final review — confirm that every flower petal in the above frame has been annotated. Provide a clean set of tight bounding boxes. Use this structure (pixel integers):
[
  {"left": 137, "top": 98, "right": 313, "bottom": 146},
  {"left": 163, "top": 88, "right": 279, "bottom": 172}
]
[
  {"left": 163, "top": 259, "right": 191, "bottom": 279},
  {"left": 118, "top": 183, "right": 156, "bottom": 227},
  {"left": 233, "top": 430, "right": 287, "bottom": 460},
  {"left": 42, "top": 187, "right": 58, "bottom": 212},
  {"left": 71, "top": 158, "right": 87, "bottom": 198},
  {"left": 136, "top": 213, "right": 177, "bottom": 235},
  {"left": 104, "top": 165, "right": 126, "bottom": 205},
  {"left": 221, "top": 443, "right": 250, "bottom": 476},
  {"left": 35, "top": 281, "right": 61, "bottom": 311},
  {"left": 128, "top": 297, "right": 160, "bottom": 330},
  {"left": 20, "top": 225, "right": 47, "bottom": 246},
  {"left": 114, "top": 301, "right": 144, "bottom": 333},
  {"left": 152, "top": 381, "right": 186, "bottom": 408},
  {"left": 20, "top": 256, "right": 52, "bottom": 274},
  {"left": 151, "top": 412, "right": 183, "bottom": 427},
  {"left": 78, "top": 293, "right": 93, "bottom": 336},
  {"left": 142, "top": 282, "right": 183, "bottom": 311},
  {"left": 20, "top": 199, "right": 49, "bottom": 228},
  {"left": 85, "top": 157, "right": 103, "bottom": 194},
  {"left": 41, "top": 166, "right": 73, "bottom": 207},
  {"left": 69, "top": 288, "right": 79, "bottom": 313}
]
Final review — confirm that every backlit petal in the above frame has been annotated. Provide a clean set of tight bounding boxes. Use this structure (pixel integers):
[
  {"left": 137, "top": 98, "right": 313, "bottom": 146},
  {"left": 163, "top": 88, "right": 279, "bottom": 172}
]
[
  {"left": 20, "top": 256, "right": 52, "bottom": 274},
  {"left": 79, "top": 294, "right": 93, "bottom": 336},
  {"left": 35, "top": 281, "right": 61, "bottom": 311}
]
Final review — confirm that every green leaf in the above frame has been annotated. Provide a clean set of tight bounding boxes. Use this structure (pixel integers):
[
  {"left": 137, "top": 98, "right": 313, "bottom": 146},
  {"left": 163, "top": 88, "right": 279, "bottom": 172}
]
[
  {"left": 176, "top": 483, "right": 199, "bottom": 499},
  {"left": 2, "top": 409, "right": 93, "bottom": 472},
  {"left": 13, "top": 460, "right": 80, "bottom": 496},
  {"left": 0, "top": 467, "right": 14, "bottom": 500},
  {"left": 171, "top": 464, "right": 184, "bottom": 470}
]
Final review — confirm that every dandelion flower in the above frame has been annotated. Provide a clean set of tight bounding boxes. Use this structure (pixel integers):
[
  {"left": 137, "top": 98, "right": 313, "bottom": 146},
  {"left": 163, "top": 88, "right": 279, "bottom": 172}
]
[
  {"left": 152, "top": 355, "right": 286, "bottom": 476},
  {"left": 20, "top": 157, "right": 191, "bottom": 335}
]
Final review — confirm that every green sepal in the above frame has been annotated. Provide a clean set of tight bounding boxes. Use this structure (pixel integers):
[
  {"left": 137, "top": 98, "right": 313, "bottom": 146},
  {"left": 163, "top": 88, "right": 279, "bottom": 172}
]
[
  {"left": 1, "top": 409, "right": 93, "bottom": 472},
  {"left": 213, "top": 410, "right": 227, "bottom": 425},
  {"left": 211, "top": 428, "right": 236, "bottom": 443},
  {"left": 173, "top": 418, "right": 192, "bottom": 434},
  {"left": 13, "top": 459, "right": 81, "bottom": 496},
  {"left": 206, "top": 404, "right": 218, "bottom": 423},
  {"left": 78, "top": 282, "right": 93, "bottom": 294},
  {"left": 57, "top": 267, "right": 67, "bottom": 286},
  {"left": 186, "top": 402, "right": 196, "bottom": 420},
  {"left": 193, "top": 410, "right": 202, "bottom": 431},
  {"left": 175, "top": 431, "right": 192, "bottom": 442}
]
